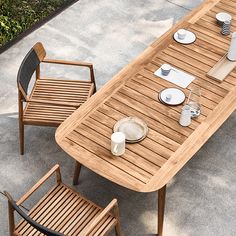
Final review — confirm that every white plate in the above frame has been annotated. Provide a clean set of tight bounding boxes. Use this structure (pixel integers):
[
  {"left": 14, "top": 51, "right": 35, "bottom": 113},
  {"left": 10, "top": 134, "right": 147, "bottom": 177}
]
[
  {"left": 159, "top": 88, "right": 186, "bottom": 105},
  {"left": 113, "top": 117, "right": 148, "bottom": 143},
  {"left": 216, "top": 12, "right": 232, "bottom": 25},
  {"left": 173, "top": 30, "right": 196, "bottom": 44}
]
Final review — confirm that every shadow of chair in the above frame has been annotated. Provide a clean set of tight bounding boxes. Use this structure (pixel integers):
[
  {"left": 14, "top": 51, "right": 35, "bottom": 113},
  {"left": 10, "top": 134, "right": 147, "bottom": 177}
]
[
  {"left": 4, "top": 164, "right": 121, "bottom": 236},
  {"left": 17, "top": 42, "right": 96, "bottom": 155}
]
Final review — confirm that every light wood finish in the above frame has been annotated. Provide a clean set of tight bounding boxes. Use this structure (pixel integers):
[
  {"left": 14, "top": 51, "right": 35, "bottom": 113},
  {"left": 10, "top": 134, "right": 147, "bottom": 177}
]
[
  {"left": 207, "top": 54, "right": 236, "bottom": 81},
  {"left": 56, "top": 0, "right": 236, "bottom": 193},
  {"left": 73, "top": 161, "right": 82, "bottom": 185},
  {"left": 6, "top": 165, "right": 121, "bottom": 236},
  {"left": 56, "top": 0, "right": 236, "bottom": 235},
  {"left": 158, "top": 185, "right": 166, "bottom": 236},
  {"left": 23, "top": 78, "right": 94, "bottom": 126},
  {"left": 18, "top": 42, "right": 96, "bottom": 154}
]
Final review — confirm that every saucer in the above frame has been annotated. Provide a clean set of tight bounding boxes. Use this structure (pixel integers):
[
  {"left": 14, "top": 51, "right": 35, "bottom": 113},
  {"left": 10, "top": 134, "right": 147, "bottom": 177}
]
[
  {"left": 216, "top": 12, "right": 232, "bottom": 25},
  {"left": 113, "top": 117, "right": 148, "bottom": 143},
  {"left": 173, "top": 30, "right": 196, "bottom": 44},
  {"left": 158, "top": 88, "right": 186, "bottom": 106}
]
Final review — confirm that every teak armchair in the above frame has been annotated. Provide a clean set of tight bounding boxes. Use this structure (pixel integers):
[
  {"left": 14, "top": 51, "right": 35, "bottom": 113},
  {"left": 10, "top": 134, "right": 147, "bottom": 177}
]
[
  {"left": 17, "top": 42, "right": 96, "bottom": 154},
  {"left": 4, "top": 164, "right": 121, "bottom": 236}
]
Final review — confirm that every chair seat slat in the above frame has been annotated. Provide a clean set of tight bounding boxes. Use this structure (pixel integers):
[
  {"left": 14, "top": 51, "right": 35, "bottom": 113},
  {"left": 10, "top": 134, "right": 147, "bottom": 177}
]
[{"left": 14, "top": 183, "right": 116, "bottom": 236}]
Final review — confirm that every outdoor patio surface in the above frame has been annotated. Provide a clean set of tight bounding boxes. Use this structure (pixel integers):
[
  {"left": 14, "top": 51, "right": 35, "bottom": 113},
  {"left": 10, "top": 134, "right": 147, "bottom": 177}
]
[{"left": 0, "top": 0, "right": 236, "bottom": 235}]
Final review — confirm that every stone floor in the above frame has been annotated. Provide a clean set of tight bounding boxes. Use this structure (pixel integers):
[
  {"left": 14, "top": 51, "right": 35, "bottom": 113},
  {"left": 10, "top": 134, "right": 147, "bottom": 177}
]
[{"left": 0, "top": 0, "right": 236, "bottom": 235}]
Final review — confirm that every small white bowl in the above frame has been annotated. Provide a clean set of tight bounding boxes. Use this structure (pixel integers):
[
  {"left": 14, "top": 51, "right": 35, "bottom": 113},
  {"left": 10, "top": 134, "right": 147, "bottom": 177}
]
[
  {"left": 216, "top": 12, "right": 232, "bottom": 25},
  {"left": 161, "top": 64, "right": 171, "bottom": 76},
  {"left": 177, "top": 29, "right": 187, "bottom": 40}
]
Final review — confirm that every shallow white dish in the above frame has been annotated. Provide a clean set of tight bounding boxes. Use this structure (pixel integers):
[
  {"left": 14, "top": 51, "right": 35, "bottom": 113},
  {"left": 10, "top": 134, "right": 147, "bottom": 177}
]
[
  {"left": 113, "top": 117, "right": 148, "bottom": 143},
  {"left": 159, "top": 88, "right": 186, "bottom": 106},
  {"left": 173, "top": 30, "right": 196, "bottom": 44},
  {"left": 216, "top": 12, "right": 232, "bottom": 25}
]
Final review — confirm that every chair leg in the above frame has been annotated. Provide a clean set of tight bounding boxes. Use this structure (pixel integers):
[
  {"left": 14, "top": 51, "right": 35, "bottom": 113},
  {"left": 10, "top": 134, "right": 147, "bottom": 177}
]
[
  {"left": 115, "top": 224, "right": 122, "bottom": 236},
  {"left": 73, "top": 161, "right": 82, "bottom": 185},
  {"left": 158, "top": 185, "right": 166, "bottom": 236},
  {"left": 19, "top": 119, "right": 24, "bottom": 155},
  {"left": 114, "top": 201, "right": 121, "bottom": 236},
  {"left": 7, "top": 200, "right": 15, "bottom": 236},
  {"left": 18, "top": 92, "right": 24, "bottom": 155}
]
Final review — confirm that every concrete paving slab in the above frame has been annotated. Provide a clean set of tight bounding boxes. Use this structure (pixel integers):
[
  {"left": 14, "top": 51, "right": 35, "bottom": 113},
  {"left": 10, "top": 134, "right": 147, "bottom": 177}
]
[
  {"left": 0, "top": 0, "right": 236, "bottom": 235},
  {"left": 167, "top": 0, "right": 204, "bottom": 10}
]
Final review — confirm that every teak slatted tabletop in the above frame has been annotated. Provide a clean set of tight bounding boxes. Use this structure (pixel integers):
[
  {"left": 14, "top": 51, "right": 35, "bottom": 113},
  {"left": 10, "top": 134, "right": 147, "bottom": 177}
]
[{"left": 56, "top": 0, "right": 236, "bottom": 235}]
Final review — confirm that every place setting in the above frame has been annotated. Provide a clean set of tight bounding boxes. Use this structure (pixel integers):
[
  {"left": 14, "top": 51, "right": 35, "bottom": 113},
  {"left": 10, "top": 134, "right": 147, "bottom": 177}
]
[
  {"left": 154, "top": 63, "right": 195, "bottom": 89},
  {"left": 173, "top": 28, "right": 196, "bottom": 44},
  {"left": 110, "top": 117, "right": 149, "bottom": 156}
]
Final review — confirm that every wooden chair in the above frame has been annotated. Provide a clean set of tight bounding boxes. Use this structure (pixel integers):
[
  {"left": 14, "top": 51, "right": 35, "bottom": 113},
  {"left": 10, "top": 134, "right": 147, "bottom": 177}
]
[
  {"left": 4, "top": 164, "right": 121, "bottom": 236},
  {"left": 17, "top": 42, "right": 96, "bottom": 155}
]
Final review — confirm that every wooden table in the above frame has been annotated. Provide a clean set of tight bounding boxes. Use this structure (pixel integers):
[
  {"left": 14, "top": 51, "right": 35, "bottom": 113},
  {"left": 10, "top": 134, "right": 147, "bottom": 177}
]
[{"left": 56, "top": 0, "right": 236, "bottom": 235}]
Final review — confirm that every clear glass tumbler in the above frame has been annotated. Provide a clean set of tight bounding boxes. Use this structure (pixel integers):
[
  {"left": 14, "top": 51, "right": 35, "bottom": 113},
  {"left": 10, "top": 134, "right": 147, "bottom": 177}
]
[{"left": 187, "top": 86, "right": 201, "bottom": 118}]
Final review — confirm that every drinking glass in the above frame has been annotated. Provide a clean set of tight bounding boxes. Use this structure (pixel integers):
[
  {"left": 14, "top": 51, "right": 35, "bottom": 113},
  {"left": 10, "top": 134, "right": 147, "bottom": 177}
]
[{"left": 187, "top": 86, "right": 201, "bottom": 118}]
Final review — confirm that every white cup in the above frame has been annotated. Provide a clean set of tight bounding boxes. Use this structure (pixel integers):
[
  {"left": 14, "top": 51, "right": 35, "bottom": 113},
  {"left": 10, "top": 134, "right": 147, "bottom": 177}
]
[
  {"left": 161, "top": 64, "right": 171, "bottom": 76},
  {"left": 111, "top": 132, "right": 126, "bottom": 156},
  {"left": 177, "top": 29, "right": 187, "bottom": 40},
  {"left": 179, "top": 105, "right": 191, "bottom": 127}
]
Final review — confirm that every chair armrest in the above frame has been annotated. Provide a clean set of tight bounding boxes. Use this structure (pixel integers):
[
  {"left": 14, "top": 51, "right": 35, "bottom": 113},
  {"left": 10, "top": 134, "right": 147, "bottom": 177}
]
[
  {"left": 81, "top": 199, "right": 119, "bottom": 235},
  {"left": 42, "top": 58, "right": 96, "bottom": 88},
  {"left": 42, "top": 58, "right": 93, "bottom": 68},
  {"left": 16, "top": 165, "right": 61, "bottom": 206},
  {"left": 26, "top": 98, "right": 80, "bottom": 107}
]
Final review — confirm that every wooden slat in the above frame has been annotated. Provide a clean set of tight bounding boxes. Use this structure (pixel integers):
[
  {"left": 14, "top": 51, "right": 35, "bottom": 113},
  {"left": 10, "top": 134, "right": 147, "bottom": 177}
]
[
  {"left": 71, "top": 127, "right": 155, "bottom": 183},
  {"left": 63, "top": 138, "right": 147, "bottom": 191},
  {"left": 105, "top": 97, "right": 188, "bottom": 144},
  {"left": 23, "top": 76, "right": 94, "bottom": 126},
  {"left": 149, "top": 56, "right": 234, "bottom": 92},
  {"left": 130, "top": 71, "right": 209, "bottom": 121},
  {"left": 15, "top": 183, "right": 116, "bottom": 236},
  {"left": 89, "top": 109, "right": 171, "bottom": 163},
  {"left": 55, "top": 0, "right": 236, "bottom": 193},
  {"left": 83, "top": 117, "right": 160, "bottom": 174},
  {"left": 15, "top": 185, "right": 63, "bottom": 233},
  {"left": 123, "top": 81, "right": 201, "bottom": 129},
  {"left": 112, "top": 91, "right": 193, "bottom": 136}
]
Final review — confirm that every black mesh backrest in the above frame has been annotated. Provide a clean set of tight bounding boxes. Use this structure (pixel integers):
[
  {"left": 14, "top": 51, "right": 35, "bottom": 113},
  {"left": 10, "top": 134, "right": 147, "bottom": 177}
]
[
  {"left": 5, "top": 192, "right": 64, "bottom": 236},
  {"left": 17, "top": 47, "right": 40, "bottom": 95}
]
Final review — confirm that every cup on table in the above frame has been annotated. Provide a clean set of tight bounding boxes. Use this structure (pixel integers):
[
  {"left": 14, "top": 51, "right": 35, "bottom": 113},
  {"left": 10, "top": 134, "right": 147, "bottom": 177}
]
[
  {"left": 179, "top": 105, "right": 192, "bottom": 127},
  {"left": 161, "top": 64, "right": 171, "bottom": 76},
  {"left": 177, "top": 28, "right": 187, "bottom": 40},
  {"left": 111, "top": 132, "right": 126, "bottom": 156}
]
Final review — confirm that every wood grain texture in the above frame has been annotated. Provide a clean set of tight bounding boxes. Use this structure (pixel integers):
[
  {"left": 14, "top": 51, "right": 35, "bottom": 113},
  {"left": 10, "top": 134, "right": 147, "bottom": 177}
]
[
  {"left": 9, "top": 165, "right": 120, "bottom": 236},
  {"left": 207, "top": 54, "right": 236, "bottom": 82},
  {"left": 56, "top": 0, "right": 236, "bottom": 192},
  {"left": 18, "top": 42, "right": 96, "bottom": 154}
]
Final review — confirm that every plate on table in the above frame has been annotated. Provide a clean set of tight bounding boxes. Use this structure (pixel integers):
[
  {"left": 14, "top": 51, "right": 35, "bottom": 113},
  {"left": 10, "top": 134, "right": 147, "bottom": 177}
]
[
  {"left": 173, "top": 30, "right": 196, "bottom": 44},
  {"left": 158, "top": 88, "right": 186, "bottom": 106},
  {"left": 216, "top": 12, "right": 232, "bottom": 25},
  {"left": 113, "top": 117, "right": 148, "bottom": 143}
]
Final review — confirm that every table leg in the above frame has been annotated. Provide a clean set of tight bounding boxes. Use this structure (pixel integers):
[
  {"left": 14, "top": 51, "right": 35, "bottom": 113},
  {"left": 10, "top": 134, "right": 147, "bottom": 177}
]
[
  {"left": 73, "top": 161, "right": 81, "bottom": 185},
  {"left": 158, "top": 185, "right": 166, "bottom": 236}
]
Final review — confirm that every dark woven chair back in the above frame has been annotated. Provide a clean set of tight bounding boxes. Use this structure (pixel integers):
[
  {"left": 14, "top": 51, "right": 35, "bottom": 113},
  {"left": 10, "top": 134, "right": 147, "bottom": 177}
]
[
  {"left": 17, "top": 43, "right": 45, "bottom": 96},
  {"left": 4, "top": 191, "right": 64, "bottom": 236}
]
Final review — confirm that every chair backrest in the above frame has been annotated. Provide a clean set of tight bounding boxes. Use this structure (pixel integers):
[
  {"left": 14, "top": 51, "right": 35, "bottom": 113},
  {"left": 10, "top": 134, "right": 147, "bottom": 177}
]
[
  {"left": 17, "top": 42, "right": 46, "bottom": 96},
  {"left": 4, "top": 191, "right": 64, "bottom": 236}
]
